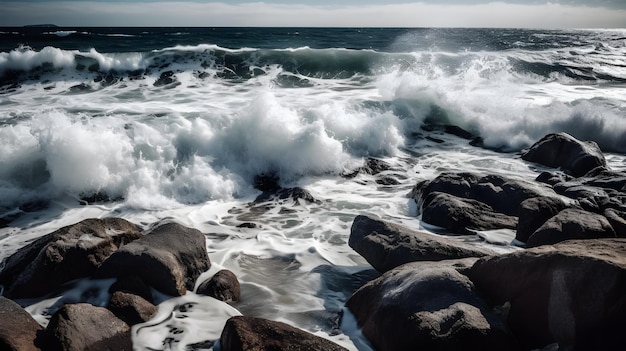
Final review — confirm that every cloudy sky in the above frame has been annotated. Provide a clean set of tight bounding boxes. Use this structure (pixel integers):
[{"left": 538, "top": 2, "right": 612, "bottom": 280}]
[{"left": 1, "top": 0, "right": 625, "bottom": 28}]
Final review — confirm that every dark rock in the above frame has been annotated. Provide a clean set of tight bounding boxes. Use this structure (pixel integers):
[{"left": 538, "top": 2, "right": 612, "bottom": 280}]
[
  {"left": 553, "top": 183, "right": 611, "bottom": 212},
  {"left": 108, "top": 275, "right": 154, "bottom": 304},
  {"left": 426, "top": 135, "right": 445, "bottom": 143},
  {"left": 411, "top": 172, "right": 554, "bottom": 217},
  {"left": 444, "top": 125, "right": 475, "bottom": 139},
  {"left": 535, "top": 171, "right": 574, "bottom": 186},
  {"left": 254, "top": 187, "right": 320, "bottom": 205},
  {"left": 526, "top": 208, "right": 616, "bottom": 247},
  {"left": 411, "top": 172, "right": 557, "bottom": 234},
  {"left": 346, "top": 261, "right": 519, "bottom": 351},
  {"left": 375, "top": 176, "right": 400, "bottom": 186},
  {"left": 153, "top": 70, "right": 178, "bottom": 87},
  {"left": 236, "top": 222, "right": 257, "bottom": 229},
  {"left": 349, "top": 215, "right": 494, "bottom": 273},
  {"left": 521, "top": 132, "right": 607, "bottom": 177},
  {"left": 468, "top": 239, "right": 626, "bottom": 350},
  {"left": 0, "top": 218, "right": 141, "bottom": 298},
  {"left": 220, "top": 315, "right": 348, "bottom": 351},
  {"left": 421, "top": 192, "right": 518, "bottom": 233},
  {"left": 0, "top": 296, "right": 43, "bottom": 351},
  {"left": 96, "top": 222, "right": 210, "bottom": 296},
  {"left": 196, "top": 270, "right": 240, "bottom": 302},
  {"left": 343, "top": 157, "right": 393, "bottom": 178},
  {"left": 605, "top": 208, "right": 626, "bottom": 237},
  {"left": 108, "top": 291, "right": 157, "bottom": 326},
  {"left": 43, "top": 303, "right": 132, "bottom": 351},
  {"left": 515, "top": 196, "right": 569, "bottom": 244},
  {"left": 253, "top": 173, "right": 281, "bottom": 193}
]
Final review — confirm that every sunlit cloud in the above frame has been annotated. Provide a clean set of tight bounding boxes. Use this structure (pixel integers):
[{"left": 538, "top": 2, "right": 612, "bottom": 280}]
[{"left": 1, "top": 1, "right": 625, "bottom": 28}]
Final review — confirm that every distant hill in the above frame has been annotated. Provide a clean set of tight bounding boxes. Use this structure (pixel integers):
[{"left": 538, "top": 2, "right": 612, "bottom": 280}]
[{"left": 24, "top": 24, "right": 59, "bottom": 28}]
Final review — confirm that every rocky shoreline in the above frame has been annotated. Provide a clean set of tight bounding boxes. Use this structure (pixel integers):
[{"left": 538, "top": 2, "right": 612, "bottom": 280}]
[{"left": 1, "top": 132, "right": 625, "bottom": 350}]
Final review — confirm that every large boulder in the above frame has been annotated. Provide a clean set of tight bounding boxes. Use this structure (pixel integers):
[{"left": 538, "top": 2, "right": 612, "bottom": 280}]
[
  {"left": 515, "top": 196, "right": 569, "bottom": 244},
  {"left": 219, "top": 316, "right": 348, "bottom": 351},
  {"left": 467, "top": 239, "right": 626, "bottom": 350},
  {"left": 349, "top": 215, "right": 494, "bottom": 273},
  {"left": 526, "top": 208, "right": 616, "bottom": 247},
  {"left": 96, "top": 222, "right": 210, "bottom": 296},
  {"left": 521, "top": 132, "right": 606, "bottom": 177},
  {"left": 0, "top": 218, "right": 141, "bottom": 298},
  {"left": 108, "top": 291, "right": 157, "bottom": 326},
  {"left": 421, "top": 192, "right": 518, "bottom": 233},
  {"left": 0, "top": 296, "right": 43, "bottom": 351},
  {"left": 410, "top": 172, "right": 555, "bottom": 234},
  {"left": 43, "top": 303, "right": 132, "bottom": 351},
  {"left": 345, "top": 260, "right": 519, "bottom": 351}
]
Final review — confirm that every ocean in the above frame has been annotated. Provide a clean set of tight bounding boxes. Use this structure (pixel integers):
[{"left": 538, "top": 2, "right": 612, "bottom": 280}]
[{"left": 1, "top": 27, "right": 625, "bottom": 350}]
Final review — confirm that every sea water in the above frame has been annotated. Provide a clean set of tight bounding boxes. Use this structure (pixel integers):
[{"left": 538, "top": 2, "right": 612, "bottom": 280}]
[{"left": 1, "top": 27, "right": 625, "bottom": 350}]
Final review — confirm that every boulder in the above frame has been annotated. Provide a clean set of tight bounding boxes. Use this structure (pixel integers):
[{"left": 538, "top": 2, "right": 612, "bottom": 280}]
[
  {"left": 515, "top": 196, "right": 569, "bottom": 244},
  {"left": 349, "top": 215, "right": 495, "bottom": 273},
  {"left": 108, "top": 291, "right": 157, "bottom": 326},
  {"left": 526, "top": 208, "right": 616, "bottom": 247},
  {"left": 196, "top": 269, "right": 240, "bottom": 302},
  {"left": 468, "top": 238, "right": 626, "bottom": 350},
  {"left": 0, "top": 296, "right": 43, "bottom": 351},
  {"left": 0, "top": 218, "right": 141, "bottom": 298},
  {"left": 96, "top": 222, "right": 210, "bottom": 296},
  {"left": 108, "top": 275, "right": 154, "bottom": 304},
  {"left": 605, "top": 208, "right": 626, "bottom": 237},
  {"left": 43, "top": 303, "right": 132, "bottom": 351},
  {"left": 421, "top": 192, "right": 518, "bottom": 233},
  {"left": 345, "top": 261, "right": 519, "bottom": 351},
  {"left": 521, "top": 132, "right": 606, "bottom": 177},
  {"left": 219, "top": 316, "right": 348, "bottom": 351},
  {"left": 410, "top": 172, "right": 555, "bottom": 234},
  {"left": 411, "top": 172, "right": 553, "bottom": 217}
]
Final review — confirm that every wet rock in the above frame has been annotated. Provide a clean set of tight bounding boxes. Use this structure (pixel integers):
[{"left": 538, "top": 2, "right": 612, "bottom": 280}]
[
  {"left": 108, "top": 275, "right": 154, "bottom": 304},
  {"left": 444, "top": 124, "right": 475, "bottom": 139},
  {"left": 515, "top": 196, "right": 569, "bottom": 244},
  {"left": 535, "top": 171, "right": 574, "bottom": 186},
  {"left": 254, "top": 187, "right": 320, "bottom": 205},
  {"left": 468, "top": 238, "right": 626, "bottom": 350},
  {"left": 196, "top": 269, "right": 240, "bottom": 302},
  {"left": 96, "top": 222, "right": 210, "bottom": 296},
  {"left": 349, "top": 215, "right": 494, "bottom": 273},
  {"left": 526, "top": 208, "right": 616, "bottom": 247},
  {"left": 605, "top": 208, "right": 626, "bottom": 237},
  {"left": 220, "top": 316, "right": 348, "bottom": 351},
  {"left": 153, "top": 70, "right": 178, "bottom": 87},
  {"left": 346, "top": 261, "right": 519, "bottom": 351},
  {"left": 0, "top": 296, "right": 43, "bottom": 351},
  {"left": 253, "top": 173, "right": 281, "bottom": 193},
  {"left": 0, "top": 218, "right": 142, "bottom": 299},
  {"left": 108, "top": 291, "right": 157, "bottom": 326},
  {"left": 521, "top": 132, "right": 607, "bottom": 177},
  {"left": 343, "top": 157, "right": 393, "bottom": 178},
  {"left": 421, "top": 192, "right": 518, "bottom": 233},
  {"left": 410, "top": 172, "right": 556, "bottom": 234},
  {"left": 43, "top": 303, "right": 132, "bottom": 351}
]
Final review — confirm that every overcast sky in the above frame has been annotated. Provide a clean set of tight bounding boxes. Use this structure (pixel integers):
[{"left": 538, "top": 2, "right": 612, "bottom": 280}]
[{"left": 1, "top": 0, "right": 625, "bottom": 28}]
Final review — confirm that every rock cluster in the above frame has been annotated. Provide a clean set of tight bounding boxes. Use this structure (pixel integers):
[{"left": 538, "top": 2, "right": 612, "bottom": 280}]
[
  {"left": 345, "top": 132, "right": 626, "bottom": 350},
  {"left": 1, "top": 218, "right": 328, "bottom": 350}
]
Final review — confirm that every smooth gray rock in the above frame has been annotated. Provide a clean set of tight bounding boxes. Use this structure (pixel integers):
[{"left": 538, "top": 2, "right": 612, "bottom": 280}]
[
  {"left": 468, "top": 238, "right": 626, "bottom": 350},
  {"left": 0, "top": 218, "right": 141, "bottom": 298},
  {"left": 346, "top": 260, "right": 519, "bottom": 351},
  {"left": 521, "top": 132, "right": 607, "bottom": 177},
  {"left": 0, "top": 296, "right": 43, "bottom": 351},
  {"left": 96, "top": 222, "right": 210, "bottom": 296},
  {"left": 526, "top": 208, "right": 616, "bottom": 247},
  {"left": 220, "top": 316, "right": 348, "bottom": 351},
  {"left": 349, "top": 215, "right": 494, "bottom": 273}
]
